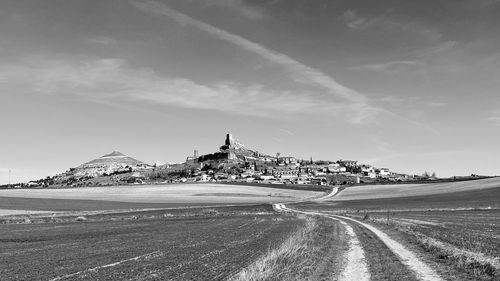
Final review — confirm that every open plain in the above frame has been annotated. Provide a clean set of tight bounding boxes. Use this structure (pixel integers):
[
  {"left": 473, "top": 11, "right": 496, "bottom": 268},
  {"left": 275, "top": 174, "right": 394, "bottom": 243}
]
[
  {"left": 0, "top": 206, "right": 304, "bottom": 281},
  {"left": 1, "top": 179, "right": 499, "bottom": 280}
]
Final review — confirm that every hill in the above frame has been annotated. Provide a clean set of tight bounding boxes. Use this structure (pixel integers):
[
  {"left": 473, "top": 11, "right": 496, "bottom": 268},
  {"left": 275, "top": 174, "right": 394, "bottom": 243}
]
[{"left": 52, "top": 151, "right": 151, "bottom": 184}]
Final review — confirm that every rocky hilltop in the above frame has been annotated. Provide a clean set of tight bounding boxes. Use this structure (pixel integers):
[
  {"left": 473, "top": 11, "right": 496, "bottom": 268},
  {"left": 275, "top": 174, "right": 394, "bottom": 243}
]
[
  {"left": 51, "top": 151, "right": 151, "bottom": 185},
  {"left": 73, "top": 151, "right": 148, "bottom": 178},
  {"left": 196, "top": 133, "right": 273, "bottom": 163}
]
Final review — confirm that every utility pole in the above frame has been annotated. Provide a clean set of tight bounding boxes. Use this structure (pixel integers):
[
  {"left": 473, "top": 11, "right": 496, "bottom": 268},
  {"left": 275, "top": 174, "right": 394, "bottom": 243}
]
[{"left": 8, "top": 169, "right": 11, "bottom": 187}]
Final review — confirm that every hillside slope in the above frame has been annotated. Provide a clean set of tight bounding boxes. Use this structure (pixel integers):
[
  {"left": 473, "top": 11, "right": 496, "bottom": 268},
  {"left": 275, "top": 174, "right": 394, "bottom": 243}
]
[{"left": 334, "top": 177, "right": 500, "bottom": 201}]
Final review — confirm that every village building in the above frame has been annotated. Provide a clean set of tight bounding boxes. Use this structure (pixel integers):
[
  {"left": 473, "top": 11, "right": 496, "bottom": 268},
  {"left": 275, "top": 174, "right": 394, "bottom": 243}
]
[{"left": 339, "top": 160, "right": 358, "bottom": 167}]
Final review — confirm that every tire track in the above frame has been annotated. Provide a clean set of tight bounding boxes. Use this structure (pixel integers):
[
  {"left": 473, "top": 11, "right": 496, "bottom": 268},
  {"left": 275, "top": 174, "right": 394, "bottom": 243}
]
[
  {"left": 274, "top": 203, "right": 369, "bottom": 281},
  {"left": 48, "top": 251, "right": 163, "bottom": 281},
  {"left": 330, "top": 215, "right": 443, "bottom": 281},
  {"left": 276, "top": 203, "right": 443, "bottom": 281},
  {"left": 337, "top": 219, "right": 370, "bottom": 281}
]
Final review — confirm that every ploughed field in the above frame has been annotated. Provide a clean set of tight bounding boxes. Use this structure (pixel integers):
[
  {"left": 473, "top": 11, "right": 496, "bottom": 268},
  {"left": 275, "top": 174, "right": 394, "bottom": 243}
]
[
  {"left": 0, "top": 205, "right": 304, "bottom": 281},
  {"left": 0, "top": 183, "right": 321, "bottom": 214}
]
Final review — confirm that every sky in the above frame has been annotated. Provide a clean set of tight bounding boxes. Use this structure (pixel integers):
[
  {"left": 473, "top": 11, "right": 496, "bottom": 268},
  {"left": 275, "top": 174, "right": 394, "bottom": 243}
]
[{"left": 1, "top": 0, "right": 500, "bottom": 184}]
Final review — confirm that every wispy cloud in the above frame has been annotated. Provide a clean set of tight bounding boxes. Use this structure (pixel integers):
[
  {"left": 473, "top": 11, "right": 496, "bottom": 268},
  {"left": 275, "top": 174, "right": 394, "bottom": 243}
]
[
  {"left": 339, "top": 9, "right": 442, "bottom": 45},
  {"left": 130, "top": 0, "right": 379, "bottom": 120},
  {"left": 486, "top": 110, "right": 500, "bottom": 127},
  {"left": 461, "top": 0, "right": 500, "bottom": 10},
  {"left": 349, "top": 60, "right": 423, "bottom": 72},
  {"left": 87, "top": 36, "right": 117, "bottom": 46},
  {"left": 0, "top": 56, "right": 377, "bottom": 121},
  {"left": 417, "top": 40, "right": 458, "bottom": 57},
  {"left": 486, "top": 117, "right": 500, "bottom": 127},
  {"left": 278, "top": 128, "right": 295, "bottom": 136},
  {"left": 338, "top": 10, "right": 366, "bottom": 29},
  {"left": 427, "top": 102, "right": 447, "bottom": 107},
  {"left": 204, "top": 0, "right": 266, "bottom": 20}
]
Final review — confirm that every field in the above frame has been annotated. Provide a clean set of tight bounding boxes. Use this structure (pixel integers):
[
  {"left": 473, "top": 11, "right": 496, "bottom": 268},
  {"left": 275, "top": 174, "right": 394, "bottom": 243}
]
[
  {"left": 232, "top": 216, "right": 349, "bottom": 280},
  {"left": 0, "top": 183, "right": 323, "bottom": 280},
  {"left": 0, "top": 205, "right": 304, "bottom": 281},
  {"left": 292, "top": 177, "right": 500, "bottom": 280},
  {"left": 2, "top": 178, "right": 499, "bottom": 280},
  {"left": 340, "top": 209, "right": 500, "bottom": 280},
  {"left": 334, "top": 177, "right": 500, "bottom": 201},
  {"left": 0, "top": 183, "right": 322, "bottom": 213}
]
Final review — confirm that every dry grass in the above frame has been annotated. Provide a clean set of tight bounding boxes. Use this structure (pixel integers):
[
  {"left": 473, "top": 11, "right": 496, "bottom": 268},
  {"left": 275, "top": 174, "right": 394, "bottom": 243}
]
[
  {"left": 414, "top": 232, "right": 499, "bottom": 279},
  {"left": 230, "top": 215, "right": 316, "bottom": 281},
  {"left": 352, "top": 212, "right": 500, "bottom": 280},
  {"left": 230, "top": 215, "right": 347, "bottom": 280}
]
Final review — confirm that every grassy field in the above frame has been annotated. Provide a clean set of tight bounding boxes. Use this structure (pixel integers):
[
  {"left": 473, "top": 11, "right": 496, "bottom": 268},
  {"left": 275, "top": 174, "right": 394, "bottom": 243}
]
[
  {"left": 0, "top": 183, "right": 322, "bottom": 212},
  {"left": 232, "top": 215, "right": 348, "bottom": 281},
  {"left": 293, "top": 178, "right": 500, "bottom": 280},
  {"left": 0, "top": 205, "right": 304, "bottom": 281},
  {"left": 334, "top": 177, "right": 500, "bottom": 201},
  {"left": 297, "top": 177, "right": 500, "bottom": 212},
  {"left": 344, "top": 210, "right": 500, "bottom": 280}
]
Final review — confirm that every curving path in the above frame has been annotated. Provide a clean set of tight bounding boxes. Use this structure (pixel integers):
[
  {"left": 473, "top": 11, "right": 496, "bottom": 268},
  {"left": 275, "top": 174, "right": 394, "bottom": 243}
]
[
  {"left": 274, "top": 203, "right": 370, "bottom": 281},
  {"left": 275, "top": 203, "right": 443, "bottom": 281}
]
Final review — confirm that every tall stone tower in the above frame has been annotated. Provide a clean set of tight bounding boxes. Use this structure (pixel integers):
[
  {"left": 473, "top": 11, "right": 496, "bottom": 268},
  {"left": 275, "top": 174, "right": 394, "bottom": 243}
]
[{"left": 225, "top": 133, "right": 233, "bottom": 147}]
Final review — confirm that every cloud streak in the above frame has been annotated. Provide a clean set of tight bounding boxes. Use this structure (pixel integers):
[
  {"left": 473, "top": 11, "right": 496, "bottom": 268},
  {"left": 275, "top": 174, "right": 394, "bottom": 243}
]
[
  {"left": 87, "top": 36, "right": 117, "bottom": 46},
  {"left": 339, "top": 10, "right": 367, "bottom": 29},
  {"left": 130, "top": 0, "right": 371, "bottom": 107},
  {"left": 487, "top": 110, "right": 500, "bottom": 127},
  {"left": 349, "top": 60, "right": 424, "bottom": 72},
  {"left": 204, "top": 0, "right": 266, "bottom": 20},
  {"left": 0, "top": 56, "right": 375, "bottom": 121},
  {"left": 278, "top": 128, "right": 295, "bottom": 136},
  {"left": 417, "top": 41, "right": 458, "bottom": 58}
]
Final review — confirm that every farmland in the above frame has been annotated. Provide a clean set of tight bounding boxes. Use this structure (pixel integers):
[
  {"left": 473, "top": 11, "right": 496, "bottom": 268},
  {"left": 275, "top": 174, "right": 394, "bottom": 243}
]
[
  {"left": 292, "top": 177, "right": 500, "bottom": 280},
  {"left": 338, "top": 209, "right": 500, "bottom": 280},
  {"left": 1, "top": 178, "right": 499, "bottom": 280},
  {"left": 0, "top": 183, "right": 321, "bottom": 213},
  {"left": 0, "top": 205, "right": 304, "bottom": 281},
  {"left": 0, "top": 184, "right": 324, "bottom": 280}
]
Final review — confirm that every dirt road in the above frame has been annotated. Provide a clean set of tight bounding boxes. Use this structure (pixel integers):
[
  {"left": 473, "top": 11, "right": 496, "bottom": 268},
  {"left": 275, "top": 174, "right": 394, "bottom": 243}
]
[
  {"left": 274, "top": 203, "right": 370, "bottom": 281},
  {"left": 275, "top": 203, "right": 443, "bottom": 281}
]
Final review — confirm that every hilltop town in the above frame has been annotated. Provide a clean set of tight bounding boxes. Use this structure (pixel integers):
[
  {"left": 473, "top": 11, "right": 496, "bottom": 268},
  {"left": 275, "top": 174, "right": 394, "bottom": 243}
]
[{"left": 6, "top": 133, "right": 445, "bottom": 189}]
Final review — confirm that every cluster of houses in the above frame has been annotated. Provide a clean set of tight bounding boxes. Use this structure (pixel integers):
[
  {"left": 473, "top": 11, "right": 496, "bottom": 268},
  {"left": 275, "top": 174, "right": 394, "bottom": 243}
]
[
  {"left": 5, "top": 134, "right": 420, "bottom": 188},
  {"left": 165, "top": 155, "right": 413, "bottom": 186},
  {"left": 151, "top": 134, "right": 418, "bottom": 186}
]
